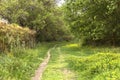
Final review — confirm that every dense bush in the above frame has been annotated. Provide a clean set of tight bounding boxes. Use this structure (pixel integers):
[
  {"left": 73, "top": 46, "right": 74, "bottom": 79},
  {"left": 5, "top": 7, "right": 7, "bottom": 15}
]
[
  {"left": 0, "top": 0, "right": 71, "bottom": 42},
  {"left": 68, "top": 53, "right": 120, "bottom": 80},
  {"left": 0, "top": 22, "right": 36, "bottom": 52},
  {"left": 64, "top": 0, "right": 120, "bottom": 46}
]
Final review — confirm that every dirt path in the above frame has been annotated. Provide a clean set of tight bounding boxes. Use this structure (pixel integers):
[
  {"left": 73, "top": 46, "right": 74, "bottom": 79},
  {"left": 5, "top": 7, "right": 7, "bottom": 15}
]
[{"left": 31, "top": 46, "right": 55, "bottom": 80}]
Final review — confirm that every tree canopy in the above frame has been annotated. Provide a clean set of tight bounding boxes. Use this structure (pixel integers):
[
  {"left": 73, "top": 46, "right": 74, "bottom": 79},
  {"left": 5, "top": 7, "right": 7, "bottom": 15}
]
[
  {"left": 0, "top": 0, "right": 70, "bottom": 41},
  {"left": 64, "top": 0, "right": 120, "bottom": 45}
]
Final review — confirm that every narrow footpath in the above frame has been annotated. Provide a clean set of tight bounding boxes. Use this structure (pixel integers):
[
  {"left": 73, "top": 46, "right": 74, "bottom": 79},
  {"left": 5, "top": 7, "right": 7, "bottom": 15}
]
[{"left": 31, "top": 46, "right": 55, "bottom": 80}]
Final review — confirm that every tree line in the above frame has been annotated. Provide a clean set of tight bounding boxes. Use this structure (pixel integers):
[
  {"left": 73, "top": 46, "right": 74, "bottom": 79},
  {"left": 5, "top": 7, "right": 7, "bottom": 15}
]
[
  {"left": 0, "top": 0, "right": 71, "bottom": 42},
  {"left": 64, "top": 0, "right": 120, "bottom": 46},
  {"left": 1, "top": 0, "right": 118, "bottom": 46}
]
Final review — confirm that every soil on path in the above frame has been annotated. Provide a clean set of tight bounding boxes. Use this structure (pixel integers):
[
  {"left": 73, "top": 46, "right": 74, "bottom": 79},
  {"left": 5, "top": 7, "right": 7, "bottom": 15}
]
[{"left": 31, "top": 47, "right": 55, "bottom": 80}]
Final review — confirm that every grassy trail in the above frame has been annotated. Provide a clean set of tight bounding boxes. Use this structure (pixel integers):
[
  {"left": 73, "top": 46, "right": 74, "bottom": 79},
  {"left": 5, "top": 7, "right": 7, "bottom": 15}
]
[
  {"left": 40, "top": 42, "right": 120, "bottom": 80},
  {"left": 0, "top": 42, "right": 56, "bottom": 80},
  {"left": 42, "top": 46, "right": 77, "bottom": 80},
  {"left": 32, "top": 45, "right": 56, "bottom": 80}
]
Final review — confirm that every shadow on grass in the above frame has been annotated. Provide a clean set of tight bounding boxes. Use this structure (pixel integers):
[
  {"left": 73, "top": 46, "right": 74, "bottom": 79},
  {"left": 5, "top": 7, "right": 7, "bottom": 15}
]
[
  {"left": 61, "top": 46, "right": 96, "bottom": 57},
  {"left": 61, "top": 43, "right": 120, "bottom": 57},
  {"left": 60, "top": 43, "right": 120, "bottom": 80}
]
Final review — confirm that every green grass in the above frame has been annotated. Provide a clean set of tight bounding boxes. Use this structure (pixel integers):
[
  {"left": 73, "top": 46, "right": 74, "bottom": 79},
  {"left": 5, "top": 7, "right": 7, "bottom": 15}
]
[
  {"left": 42, "top": 42, "right": 120, "bottom": 80},
  {"left": 0, "top": 42, "right": 54, "bottom": 80},
  {"left": 42, "top": 46, "right": 77, "bottom": 80},
  {"left": 62, "top": 43, "right": 120, "bottom": 80},
  {"left": 68, "top": 53, "right": 120, "bottom": 80},
  {"left": 1, "top": 42, "right": 120, "bottom": 80}
]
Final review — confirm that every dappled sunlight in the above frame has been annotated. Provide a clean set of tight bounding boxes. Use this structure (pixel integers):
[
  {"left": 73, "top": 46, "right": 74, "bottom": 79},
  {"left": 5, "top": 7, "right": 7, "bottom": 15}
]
[
  {"left": 0, "top": 0, "right": 120, "bottom": 79},
  {"left": 67, "top": 52, "right": 120, "bottom": 80},
  {"left": 64, "top": 43, "right": 79, "bottom": 48},
  {"left": 42, "top": 46, "right": 76, "bottom": 80}
]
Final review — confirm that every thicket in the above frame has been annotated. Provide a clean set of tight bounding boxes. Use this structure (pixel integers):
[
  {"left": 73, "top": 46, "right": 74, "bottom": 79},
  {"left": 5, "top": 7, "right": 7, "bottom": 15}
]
[
  {"left": 0, "top": 22, "right": 36, "bottom": 52},
  {"left": 0, "top": 0, "right": 71, "bottom": 42},
  {"left": 68, "top": 53, "right": 120, "bottom": 80},
  {"left": 64, "top": 0, "right": 120, "bottom": 46}
]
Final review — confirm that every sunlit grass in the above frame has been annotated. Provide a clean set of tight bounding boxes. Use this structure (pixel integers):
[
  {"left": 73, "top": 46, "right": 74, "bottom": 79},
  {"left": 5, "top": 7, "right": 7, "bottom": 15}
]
[
  {"left": 0, "top": 43, "right": 54, "bottom": 80},
  {"left": 42, "top": 46, "right": 76, "bottom": 80},
  {"left": 64, "top": 43, "right": 79, "bottom": 48},
  {"left": 62, "top": 43, "right": 120, "bottom": 80},
  {"left": 1, "top": 42, "right": 120, "bottom": 80}
]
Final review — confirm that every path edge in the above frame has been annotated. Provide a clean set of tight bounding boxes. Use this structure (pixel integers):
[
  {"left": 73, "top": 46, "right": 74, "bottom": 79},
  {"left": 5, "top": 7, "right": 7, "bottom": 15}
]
[{"left": 31, "top": 45, "right": 56, "bottom": 80}]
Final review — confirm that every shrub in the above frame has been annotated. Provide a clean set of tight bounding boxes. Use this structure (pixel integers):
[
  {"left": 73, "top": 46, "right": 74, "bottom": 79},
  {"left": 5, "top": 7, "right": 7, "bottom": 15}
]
[{"left": 0, "top": 22, "right": 36, "bottom": 52}]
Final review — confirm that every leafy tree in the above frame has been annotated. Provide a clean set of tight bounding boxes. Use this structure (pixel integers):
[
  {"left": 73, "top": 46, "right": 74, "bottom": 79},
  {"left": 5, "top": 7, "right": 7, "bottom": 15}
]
[
  {"left": 0, "top": 0, "right": 70, "bottom": 41},
  {"left": 64, "top": 0, "right": 120, "bottom": 45}
]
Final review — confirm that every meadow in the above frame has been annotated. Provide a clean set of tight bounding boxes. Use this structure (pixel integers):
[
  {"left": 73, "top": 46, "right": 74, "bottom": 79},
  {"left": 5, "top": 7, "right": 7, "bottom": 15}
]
[{"left": 42, "top": 42, "right": 120, "bottom": 80}]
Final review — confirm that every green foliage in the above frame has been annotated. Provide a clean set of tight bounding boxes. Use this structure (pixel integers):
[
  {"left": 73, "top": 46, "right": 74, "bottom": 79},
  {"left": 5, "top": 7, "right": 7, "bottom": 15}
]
[
  {"left": 68, "top": 53, "right": 120, "bottom": 80},
  {"left": 0, "top": 43, "right": 52, "bottom": 80},
  {"left": 0, "top": 0, "right": 71, "bottom": 41},
  {"left": 64, "top": 0, "right": 120, "bottom": 45},
  {"left": 42, "top": 43, "right": 76, "bottom": 80},
  {"left": 59, "top": 43, "right": 120, "bottom": 80},
  {"left": 0, "top": 22, "right": 36, "bottom": 52}
]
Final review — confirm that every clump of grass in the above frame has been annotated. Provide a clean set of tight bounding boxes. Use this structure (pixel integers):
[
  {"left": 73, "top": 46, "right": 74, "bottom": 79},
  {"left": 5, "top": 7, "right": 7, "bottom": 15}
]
[
  {"left": 0, "top": 43, "right": 53, "bottom": 80},
  {"left": 68, "top": 53, "right": 120, "bottom": 80}
]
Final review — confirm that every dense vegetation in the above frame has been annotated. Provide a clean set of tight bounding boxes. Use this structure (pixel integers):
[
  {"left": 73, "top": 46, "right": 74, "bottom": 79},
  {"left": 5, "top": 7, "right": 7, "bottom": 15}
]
[
  {"left": 0, "top": 0, "right": 120, "bottom": 80},
  {"left": 0, "top": 22, "right": 36, "bottom": 52},
  {"left": 0, "top": 43, "right": 54, "bottom": 80},
  {"left": 0, "top": 0, "right": 71, "bottom": 41},
  {"left": 64, "top": 0, "right": 120, "bottom": 46}
]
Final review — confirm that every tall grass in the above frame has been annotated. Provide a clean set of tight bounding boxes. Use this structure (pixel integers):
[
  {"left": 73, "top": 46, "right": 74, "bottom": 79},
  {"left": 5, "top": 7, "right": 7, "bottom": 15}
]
[{"left": 0, "top": 43, "right": 53, "bottom": 80}]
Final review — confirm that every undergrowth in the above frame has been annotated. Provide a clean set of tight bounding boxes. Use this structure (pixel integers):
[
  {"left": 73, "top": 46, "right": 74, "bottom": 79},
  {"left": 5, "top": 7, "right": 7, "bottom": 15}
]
[
  {"left": 66, "top": 45, "right": 120, "bottom": 80},
  {"left": 0, "top": 43, "right": 53, "bottom": 80}
]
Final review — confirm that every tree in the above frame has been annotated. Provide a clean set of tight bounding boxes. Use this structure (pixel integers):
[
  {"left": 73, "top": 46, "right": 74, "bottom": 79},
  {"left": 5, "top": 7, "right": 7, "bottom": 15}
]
[
  {"left": 0, "top": 0, "right": 69, "bottom": 41},
  {"left": 64, "top": 0, "right": 120, "bottom": 45}
]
